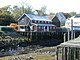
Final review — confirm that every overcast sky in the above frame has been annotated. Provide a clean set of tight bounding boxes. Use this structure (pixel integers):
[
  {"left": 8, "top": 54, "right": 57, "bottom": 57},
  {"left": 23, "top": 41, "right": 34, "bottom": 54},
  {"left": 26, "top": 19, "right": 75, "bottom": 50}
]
[{"left": 0, "top": 0, "right": 80, "bottom": 13}]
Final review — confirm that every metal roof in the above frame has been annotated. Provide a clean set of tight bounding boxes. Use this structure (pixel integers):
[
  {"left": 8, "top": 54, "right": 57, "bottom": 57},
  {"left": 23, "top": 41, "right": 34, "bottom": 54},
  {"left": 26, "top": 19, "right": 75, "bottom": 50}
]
[
  {"left": 25, "top": 14, "right": 51, "bottom": 21},
  {"left": 58, "top": 36, "right": 80, "bottom": 48},
  {"left": 56, "top": 12, "right": 66, "bottom": 24}
]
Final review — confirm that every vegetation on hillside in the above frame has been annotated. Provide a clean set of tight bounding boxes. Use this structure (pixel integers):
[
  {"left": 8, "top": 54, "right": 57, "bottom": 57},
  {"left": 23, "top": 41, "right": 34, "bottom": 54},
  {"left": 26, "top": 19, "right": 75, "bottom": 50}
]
[{"left": 0, "top": 6, "right": 16, "bottom": 26}]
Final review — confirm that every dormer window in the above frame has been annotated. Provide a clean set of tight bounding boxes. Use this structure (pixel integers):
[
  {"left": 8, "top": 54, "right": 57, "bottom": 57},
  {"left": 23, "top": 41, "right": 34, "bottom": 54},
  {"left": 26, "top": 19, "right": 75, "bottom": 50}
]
[
  {"left": 40, "top": 21, "right": 42, "bottom": 23},
  {"left": 36, "top": 20, "right": 38, "bottom": 23},
  {"left": 42, "top": 21, "right": 43, "bottom": 24},
  {"left": 46, "top": 21, "right": 48, "bottom": 24},
  {"left": 38, "top": 21, "right": 40, "bottom": 23},
  {"left": 43, "top": 21, "right": 45, "bottom": 24}
]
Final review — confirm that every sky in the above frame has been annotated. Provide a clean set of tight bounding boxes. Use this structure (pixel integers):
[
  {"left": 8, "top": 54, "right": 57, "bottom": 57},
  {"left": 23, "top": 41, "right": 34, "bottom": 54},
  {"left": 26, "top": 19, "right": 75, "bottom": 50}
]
[{"left": 0, "top": 0, "right": 80, "bottom": 13}]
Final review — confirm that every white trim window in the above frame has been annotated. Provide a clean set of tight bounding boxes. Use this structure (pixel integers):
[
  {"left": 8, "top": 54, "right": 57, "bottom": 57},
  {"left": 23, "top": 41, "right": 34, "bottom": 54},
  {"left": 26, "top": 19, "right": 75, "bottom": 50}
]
[
  {"left": 40, "top": 21, "right": 42, "bottom": 24},
  {"left": 38, "top": 21, "right": 40, "bottom": 23},
  {"left": 46, "top": 21, "right": 48, "bottom": 24},
  {"left": 35, "top": 20, "right": 36, "bottom": 23},
  {"left": 42, "top": 26, "right": 44, "bottom": 29},
  {"left": 52, "top": 26, "right": 55, "bottom": 29},
  {"left": 50, "top": 26, "right": 52, "bottom": 29},
  {"left": 36, "top": 20, "right": 38, "bottom": 23},
  {"left": 37, "top": 26, "right": 40, "bottom": 29},
  {"left": 42, "top": 21, "right": 43, "bottom": 24}
]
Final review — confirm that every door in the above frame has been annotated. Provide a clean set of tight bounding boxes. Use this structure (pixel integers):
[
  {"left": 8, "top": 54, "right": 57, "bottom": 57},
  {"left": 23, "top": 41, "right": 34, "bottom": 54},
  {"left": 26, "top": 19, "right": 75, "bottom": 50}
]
[{"left": 44, "top": 26, "right": 49, "bottom": 32}]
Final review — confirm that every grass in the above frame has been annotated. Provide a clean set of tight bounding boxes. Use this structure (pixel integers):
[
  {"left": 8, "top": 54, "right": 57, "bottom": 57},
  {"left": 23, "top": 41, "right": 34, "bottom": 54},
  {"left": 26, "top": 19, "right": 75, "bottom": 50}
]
[
  {"left": 31, "top": 54, "right": 55, "bottom": 60},
  {"left": 0, "top": 53, "right": 62, "bottom": 60},
  {"left": 37, "top": 46, "right": 56, "bottom": 50}
]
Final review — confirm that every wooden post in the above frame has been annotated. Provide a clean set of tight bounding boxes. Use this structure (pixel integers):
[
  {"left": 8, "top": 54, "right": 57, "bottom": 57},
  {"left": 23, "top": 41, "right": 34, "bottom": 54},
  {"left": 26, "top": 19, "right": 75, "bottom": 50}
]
[
  {"left": 28, "top": 31, "right": 30, "bottom": 41},
  {"left": 79, "top": 49, "right": 80, "bottom": 60},
  {"left": 67, "top": 29, "right": 70, "bottom": 60},
  {"left": 63, "top": 33, "right": 66, "bottom": 60},
  {"left": 71, "top": 19, "right": 73, "bottom": 40},
  {"left": 62, "top": 47, "right": 67, "bottom": 60},
  {"left": 63, "top": 33, "right": 67, "bottom": 60},
  {"left": 55, "top": 47, "right": 59, "bottom": 60},
  {"left": 62, "top": 48, "right": 64, "bottom": 60},
  {"left": 73, "top": 31, "right": 75, "bottom": 39},
  {"left": 65, "top": 47, "right": 67, "bottom": 60},
  {"left": 74, "top": 48, "right": 76, "bottom": 60},
  {"left": 64, "top": 33, "right": 66, "bottom": 42},
  {"left": 69, "top": 48, "right": 71, "bottom": 60},
  {"left": 36, "top": 32, "right": 37, "bottom": 40},
  {"left": 68, "top": 28, "right": 70, "bottom": 41}
]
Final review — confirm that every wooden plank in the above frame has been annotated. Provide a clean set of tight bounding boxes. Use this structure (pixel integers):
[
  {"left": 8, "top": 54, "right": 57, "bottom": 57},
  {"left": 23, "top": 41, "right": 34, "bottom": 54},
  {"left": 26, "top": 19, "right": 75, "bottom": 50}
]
[
  {"left": 62, "top": 48, "right": 64, "bottom": 60},
  {"left": 74, "top": 48, "right": 76, "bottom": 60},
  {"left": 79, "top": 49, "right": 80, "bottom": 60}
]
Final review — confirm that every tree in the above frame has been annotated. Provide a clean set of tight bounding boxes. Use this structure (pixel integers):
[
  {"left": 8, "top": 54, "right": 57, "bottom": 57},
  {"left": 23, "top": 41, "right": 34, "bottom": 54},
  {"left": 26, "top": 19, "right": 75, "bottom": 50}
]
[
  {"left": 0, "top": 14, "right": 15, "bottom": 26},
  {"left": 0, "top": 5, "right": 11, "bottom": 15},
  {"left": 40, "top": 6, "right": 47, "bottom": 15},
  {"left": 11, "top": 6, "right": 22, "bottom": 20},
  {"left": 11, "top": 3, "right": 33, "bottom": 20},
  {"left": 69, "top": 12, "right": 77, "bottom": 16},
  {"left": 49, "top": 12, "right": 55, "bottom": 16},
  {"left": 0, "top": 6, "right": 15, "bottom": 26},
  {"left": 35, "top": 6, "right": 47, "bottom": 16}
]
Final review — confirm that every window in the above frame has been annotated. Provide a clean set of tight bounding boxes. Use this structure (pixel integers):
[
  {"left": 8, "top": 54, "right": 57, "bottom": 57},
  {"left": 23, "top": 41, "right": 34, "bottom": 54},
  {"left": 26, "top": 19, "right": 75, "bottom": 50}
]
[
  {"left": 32, "top": 20, "right": 35, "bottom": 23},
  {"left": 42, "top": 26, "right": 44, "bottom": 29},
  {"left": 36, "top": 20, "right": 38, "bottom": 23},
  {"left": 43, "top": 21, "right": 45, "bottom": 24},
  {"left": 49, "top": 22, "right": 52, "bottom": 24},
  {"left": 40, "top": 21, "right": 42, "bottom": 23},
  {"left": 52, "top": 27, "right": 55, "bottom": 29},
  {"left": 42, "top": 21, "right": 43, "bottom": 24},
  {"left": 38, "top": 26, "right": 41, "bottom": 29},
  {"left": 50, "top": 26, "right": 52, "bottom": 29},
  {"left": 38, "top": 21, "right": 39, "bottom": 23},
  {"left": 46, "top": 21, "right": 48, "bottom": 24},
  {"left": 20, "top": 26, "right": 25, "bottom": 29},
  {"left": 66, "top": 22, "right": 70, "bottom": 25}
]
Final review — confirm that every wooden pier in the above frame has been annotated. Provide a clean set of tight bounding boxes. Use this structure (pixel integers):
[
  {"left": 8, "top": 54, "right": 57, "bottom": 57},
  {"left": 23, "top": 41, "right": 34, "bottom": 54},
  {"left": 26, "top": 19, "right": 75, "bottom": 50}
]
[
  {"left": 55, "top": 36, "right": 80, "bottom": 60},
  {"left": 17, "top": 31, "right": 64, "bottom": 41}
]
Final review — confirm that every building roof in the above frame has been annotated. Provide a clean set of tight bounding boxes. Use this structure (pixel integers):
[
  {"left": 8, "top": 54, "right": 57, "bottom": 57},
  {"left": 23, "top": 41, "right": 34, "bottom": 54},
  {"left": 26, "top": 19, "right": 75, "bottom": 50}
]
[
  {"left": 56, "top": 12, "right": 66, "bottom": 24},
  {"left": 52, "top": 12, "right": 66, "bottom": 25},
  {"left": 58, "top": 36, "right": 80, "bottom": 48},
  {"left": 18, "top": 13, "right": 51, "bottom": 21}
]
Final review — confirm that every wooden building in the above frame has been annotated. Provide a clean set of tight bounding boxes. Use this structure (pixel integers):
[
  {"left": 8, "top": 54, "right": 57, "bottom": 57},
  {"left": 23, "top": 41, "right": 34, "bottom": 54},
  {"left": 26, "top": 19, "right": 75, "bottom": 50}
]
[
  {"left": 55, "top": 36, "right": 80, "bottom": 60},
  {"left": 52, "top": 12, "right": 71, "bottom": 27},
  {"left": 18, "top": 13, "right": 56, "bottom": 32}
]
